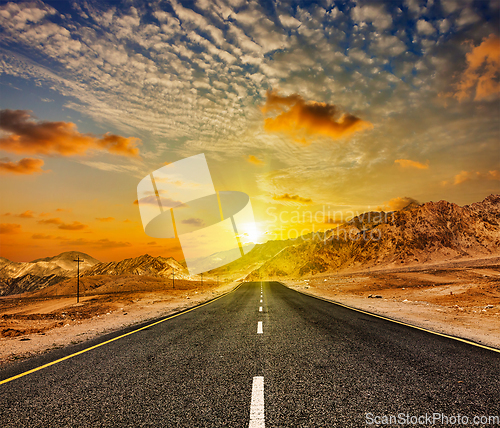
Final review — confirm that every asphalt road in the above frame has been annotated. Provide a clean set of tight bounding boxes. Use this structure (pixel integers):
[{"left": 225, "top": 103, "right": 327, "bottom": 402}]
[{"left": 0, "top": 281, "right": 499, "bottom": 427}]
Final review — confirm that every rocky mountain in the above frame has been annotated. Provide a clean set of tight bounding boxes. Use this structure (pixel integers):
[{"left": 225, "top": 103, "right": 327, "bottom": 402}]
[
  {"left": 0, "top": 251, "right": 99, "bottom": 296},
  {"left": 82, "top": 254, "right": 188, "bottom": 279},
  {"left": 246, "top": 194, "right": 500, "bottom": 279}
]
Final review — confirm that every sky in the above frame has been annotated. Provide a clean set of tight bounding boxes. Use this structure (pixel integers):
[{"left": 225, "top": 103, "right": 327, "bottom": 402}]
[{"left": 0, "top": 0, "right": 499, "bottom": 263}]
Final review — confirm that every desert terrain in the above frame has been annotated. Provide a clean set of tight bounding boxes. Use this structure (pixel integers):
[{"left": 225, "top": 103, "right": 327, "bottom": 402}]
[
  {"left": 284, "top": 256, "right": 500, "bottom": 350},
  {"left": 0, "top": 275, "right": 239, "bottom": 364}
]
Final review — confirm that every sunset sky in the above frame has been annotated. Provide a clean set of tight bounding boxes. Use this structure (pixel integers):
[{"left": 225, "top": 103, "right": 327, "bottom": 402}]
[{"left": 1, "top": 0, "right": 499, "bottom": 263}]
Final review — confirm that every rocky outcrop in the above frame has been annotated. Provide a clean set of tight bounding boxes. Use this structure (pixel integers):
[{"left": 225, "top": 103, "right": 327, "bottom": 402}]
[{"left": 82, "top": 254, "right": 188, "bottom": 278}]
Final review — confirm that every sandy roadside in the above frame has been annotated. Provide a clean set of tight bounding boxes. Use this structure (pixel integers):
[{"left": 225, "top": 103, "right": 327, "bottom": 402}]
[
  {"left": 0, "top": 280, "right": 240, "bottom": 365},
  {"left": 281, "top": 269, "right": 500, "bottom": 351}
]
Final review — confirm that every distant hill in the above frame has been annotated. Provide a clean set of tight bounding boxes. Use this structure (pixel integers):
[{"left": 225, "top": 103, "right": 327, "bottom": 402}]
[
  {"left": 82, "top": 254, "right": 188, "bottom": 278},
  {"left": 208, "top": 239, "right": 298, "bottom": 279},
  {"left": 0, "top": 251, "right": 100, "bottom": 296},
  {"left": 246, "top": 194, "right": 500, "bottom": 279}
]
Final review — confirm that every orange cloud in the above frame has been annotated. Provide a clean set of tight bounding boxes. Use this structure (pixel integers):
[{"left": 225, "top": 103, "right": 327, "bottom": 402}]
[
  {"left": 0, "top": 157, "right": 46, "bottom": 174},
  {"left": 272, "top": 193, "right": 313, "bottom": 205},
  {"left": 261, "top": 90, "right": 373, "bottom": 141},
  {"left": 0, "top": 223, "right": 21, "bottom": 234},
  {"left": 454, "top": 34, "right": 500, "bottom": 101},
  {"left": 181, "top": 217, "right": 205, "bottom": 227},
  {"left": 38, "top": 218, "right": 63, "bottom": 225},
  {"left": 37, "top": 217, "right": 88, "bottom": 230},
  {"left": 378, "top": 196, "right": 420, "bottom": 211},
  {"left": 58, "top": 221, "right": 88, "bottom": 231},
  {"left": 394, "top": 159, "right": 429, "bottom": 169},
  {"left": 454, "top": 170, "right": 500, "bottom": 185},
  {"left": 0, "top": 110, "right": 140, "bottom": 157},
  {"left": 64, "top": 238, "right": 132, "bottom": 248},
  {"left": 96, "top": 217, "right": 115, "bottom": 222},
  {"left": 18, "top": 210, "right": 35, "bottom": 218},
  {"left": 32, "top": 233, "right": 54, "bottom": 239},
  {"left": 247, "top": 155, "right": 264, "bottom": 165}
]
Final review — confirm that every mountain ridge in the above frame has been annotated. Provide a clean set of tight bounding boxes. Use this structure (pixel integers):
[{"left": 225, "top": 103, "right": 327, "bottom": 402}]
[{"left": 245, "top": 194, "right": 500, "bottom": 279}]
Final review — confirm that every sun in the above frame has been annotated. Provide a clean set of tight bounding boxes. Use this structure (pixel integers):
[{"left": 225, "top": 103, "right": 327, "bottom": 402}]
[{"left": 239, "top": 223, "right": 263, "bottom": 245}]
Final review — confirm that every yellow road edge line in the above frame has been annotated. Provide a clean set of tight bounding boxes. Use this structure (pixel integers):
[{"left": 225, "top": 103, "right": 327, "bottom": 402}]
[
  {"left": 0, "top": 283, "right": 244, "bottom": 386},
  {"left": 279, "top": 282, "right": 500, "bottom": 354}
]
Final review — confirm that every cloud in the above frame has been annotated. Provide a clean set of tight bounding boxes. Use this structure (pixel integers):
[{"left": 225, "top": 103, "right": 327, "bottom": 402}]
[
  {"left": 394, "top": 159, "right": 429, "bottom": 169},
  {"left": 416, "top": 20, "right": 435, "bottom": 36},
  {"left": 64, "top": 238, "right": 132, "bottom": 248},
  {"left": 32, "top": 233, "right": 54, "bottom": 239},
  {"left": 378, "top": 197, "right": 420, "bottom": 211},
  {"left": 261, "top": 91, "right": 373, "bottom": 142},
  {"left": 38, "top": 217, "right": 62, "bottom": 225},
  {"left": 0, "top": 157, "right": 46, "bottom": 174},
  {"left": 181, "top": 217, "right": 205, "bottom": 227},
  {"left": 137, "top": 195, "right": 183, "bottom": 208},
  {"left": 0, "top": 110, "right": 141, "bottom": 157},
  {"left": 453, "top": 34, "right": 500, "bottom": 102},
  {"left": 351, "top": 4, "right": 393, "bottom": 30},
  {"left": 38, "top": 217, "right": 88, "bottom": 230},
  {"left": 58, "top": 221, "right": 88, "bottom": 230},
  {"left": 272, "top": 193, "right": 313, "bottom": 205},
  {"left": 454, "top": 170, "right": 500, "bottom": 185},
  {"left": 247, "top": 155, "right": 264, "bottom": 166},
  {"left": 0, "top": 223, "right": 21, "bottom": 234},
  {"left": 96, "top": 217, "right": 114, "bottom": 222},
  {"left": 18, "top": 210, "right": 35, "bottom": 218}
]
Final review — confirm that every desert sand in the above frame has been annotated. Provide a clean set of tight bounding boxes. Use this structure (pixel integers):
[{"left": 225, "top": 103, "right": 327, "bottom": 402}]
[
  {"left": 283, "top": 256, "right": 500, "bottom": 350},
  {"left": 0, "top": 276, "right": 238, "bottom": 364}
]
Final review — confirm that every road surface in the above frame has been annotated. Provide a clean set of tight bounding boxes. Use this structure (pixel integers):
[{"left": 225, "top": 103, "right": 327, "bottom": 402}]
[{"left": 0, "top": 281, "right": 499, "bottom": 427}]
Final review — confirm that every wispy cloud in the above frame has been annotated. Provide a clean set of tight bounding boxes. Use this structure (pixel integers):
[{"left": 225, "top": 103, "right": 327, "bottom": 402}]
[
  {"left": 17, "top": 210, "right": 35, "bottom": 218},
  {"left": 64, "top": 238, "right": 132, "bottom": 248},
  {"left": 38, "top": 217, "right": 88, "bottom": 230},
  {"left": 57, "top": 221, "right": 88, "bottom": 231},
  {"left": 272, "top": 193, "right": 313, "bottom": 205},
  {"left": 0, "top": 223, "right": 21, "bottom": 234},
  {"left": 378, "top": 197, "right": 420, "bottom": 211},
  {"left": 454, "top": 170, "right": 500, "bottom": 185},
  {"left": 394, "top": 159, "right": 429, "bottom": 169},
  {"left": 247, "top": 155, "right": 264, "bottom": 166}
]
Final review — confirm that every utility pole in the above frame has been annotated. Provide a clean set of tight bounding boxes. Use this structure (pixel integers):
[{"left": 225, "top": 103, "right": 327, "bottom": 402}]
[
  {"left": 172, "top": 270, "right": 175, "bottom": 289},
  {"left": 74, "top": 256, "right": 84, "bottom": 303},
  {"left": 217, "top": 275, "right": 219, "bottom": 287},
  {"left": 201, "top": 272, "right": 203, "bottom": 287}
]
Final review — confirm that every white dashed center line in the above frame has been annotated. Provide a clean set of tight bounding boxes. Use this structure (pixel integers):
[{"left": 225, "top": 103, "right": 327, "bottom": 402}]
[
  {"left": 249, "top": 376, "right": 265, "bottom": 428},
  {"left": 257, "top": 321, "right": 263, "bottom": 334},
  {"left": 259, "top": 306, "right": 262, "bottom": 312},
  {"left": 260, "top": 299, "right": 263, "bottom": 303}
]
